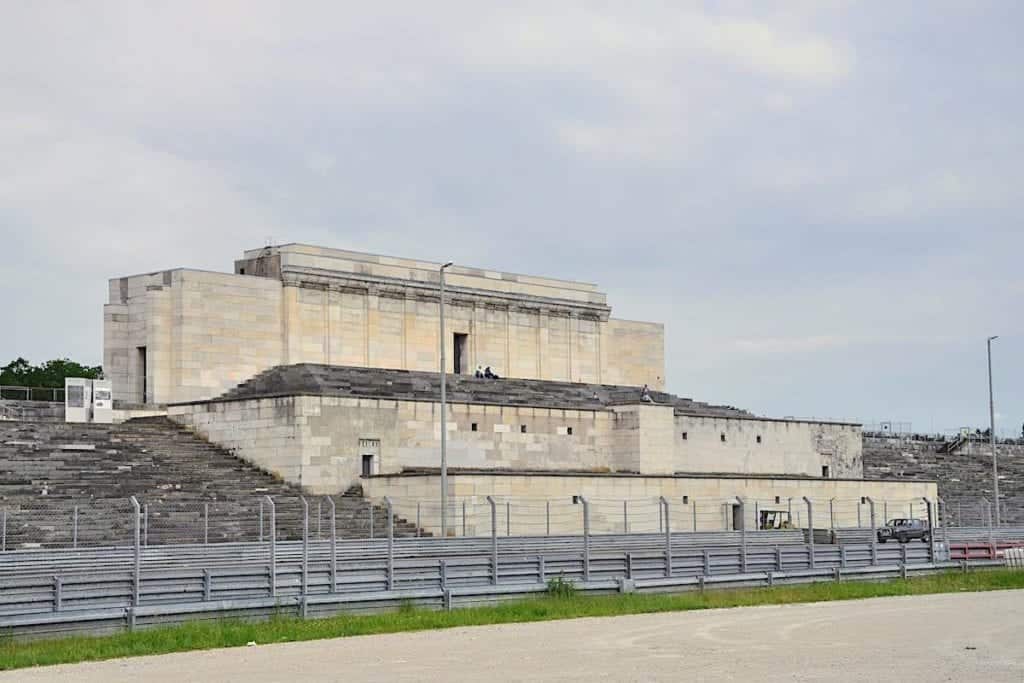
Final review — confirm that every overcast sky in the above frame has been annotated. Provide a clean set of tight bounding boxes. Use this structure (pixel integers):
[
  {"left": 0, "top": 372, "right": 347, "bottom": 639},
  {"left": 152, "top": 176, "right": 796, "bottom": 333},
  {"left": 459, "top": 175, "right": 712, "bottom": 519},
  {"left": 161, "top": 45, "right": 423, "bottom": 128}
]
[{"left": 2, "top": 2, "right": 1021, "bottom": 435}]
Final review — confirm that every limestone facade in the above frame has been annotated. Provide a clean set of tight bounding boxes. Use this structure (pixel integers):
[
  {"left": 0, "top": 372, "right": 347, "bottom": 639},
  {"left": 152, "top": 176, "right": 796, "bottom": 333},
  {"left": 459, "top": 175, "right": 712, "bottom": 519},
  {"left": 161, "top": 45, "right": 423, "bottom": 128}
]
[
  {"left": 169, "top": 393, "right": 863, "bottom": 495},
  {"left": 363, "top": 472, "right": 938, "bottom": 536},
  {"left": 105, "top": 244, "right": 665, "bottom": 404}
]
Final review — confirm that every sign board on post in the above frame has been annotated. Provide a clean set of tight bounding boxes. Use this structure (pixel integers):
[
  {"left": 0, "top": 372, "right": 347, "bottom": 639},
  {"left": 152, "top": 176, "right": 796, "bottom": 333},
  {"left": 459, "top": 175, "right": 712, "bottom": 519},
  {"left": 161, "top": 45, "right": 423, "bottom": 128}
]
[{"left": 64, "top": 378, "right": 92, "bottom": 423}]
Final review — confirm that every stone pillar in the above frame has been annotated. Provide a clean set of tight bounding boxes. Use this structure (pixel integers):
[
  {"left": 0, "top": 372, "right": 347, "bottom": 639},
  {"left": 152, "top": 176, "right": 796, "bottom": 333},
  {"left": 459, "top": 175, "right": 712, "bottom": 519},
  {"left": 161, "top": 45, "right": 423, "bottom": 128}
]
[
  {"left": 505, "top": 305, "right": 516, "bottom": 379},
  {"left": 364, "top": 286, "right": 376, "bottom": 367},
  {"left": 538, "top": 308, "right": 548, "bottom": 380},
  {"left": 568, "top": 312, "right": 577, "bottom": 383}
]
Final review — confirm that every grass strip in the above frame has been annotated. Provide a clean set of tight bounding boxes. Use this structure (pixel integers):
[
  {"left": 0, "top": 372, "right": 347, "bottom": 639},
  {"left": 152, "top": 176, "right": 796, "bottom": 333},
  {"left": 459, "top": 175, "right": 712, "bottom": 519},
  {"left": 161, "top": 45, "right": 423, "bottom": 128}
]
[{"left": 1, "top": 568, "right": 1022, "bottom": 671}]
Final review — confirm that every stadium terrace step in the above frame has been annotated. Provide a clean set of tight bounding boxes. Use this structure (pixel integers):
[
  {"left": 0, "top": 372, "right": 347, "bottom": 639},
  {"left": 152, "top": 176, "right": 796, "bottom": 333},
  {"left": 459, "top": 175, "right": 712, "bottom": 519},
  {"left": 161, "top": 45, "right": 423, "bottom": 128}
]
[
  {"left": 208, "top": 363, "right": 752, "bottom": 419},
  {"left": 0, "top": 417, "right": 421, "bottom": 548}
]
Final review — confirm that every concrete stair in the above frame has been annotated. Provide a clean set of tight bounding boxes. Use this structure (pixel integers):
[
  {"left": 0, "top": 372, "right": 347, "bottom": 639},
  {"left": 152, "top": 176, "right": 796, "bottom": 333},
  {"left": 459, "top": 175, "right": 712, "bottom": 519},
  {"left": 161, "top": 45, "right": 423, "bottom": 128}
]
[{"left": 0, "top": 417, "right": 421, "bottom": 548}]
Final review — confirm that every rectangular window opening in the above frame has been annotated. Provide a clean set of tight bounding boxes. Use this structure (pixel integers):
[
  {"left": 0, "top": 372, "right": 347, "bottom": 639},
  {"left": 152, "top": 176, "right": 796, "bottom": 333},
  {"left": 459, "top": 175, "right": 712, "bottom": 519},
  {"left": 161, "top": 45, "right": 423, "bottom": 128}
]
[
  {"left": 566, "top": 426, "right": 573, "bottom": 436},
  {"left": 520, "top": 424, "right": 527, "bottom": 434},
  {"left": 756, "top": 435, "right": 762, "bottom": 444},
  {"left": 681, "top": 432, "right": 688, "bottom": 440},
  {"left": 471, "top": 422, "right": 478, "bottom": 432},
  {"left": 361, "top": 454, "right": 375, "bottom": 477},
  {"left": 720, "top": 433, "right": 726, "bottom": 443},
  {"left": 822, "top": 465, "right": 831, "bottom": 479},
  {"left": 682, "top": 495, "right": 689, "bottom": 505}
]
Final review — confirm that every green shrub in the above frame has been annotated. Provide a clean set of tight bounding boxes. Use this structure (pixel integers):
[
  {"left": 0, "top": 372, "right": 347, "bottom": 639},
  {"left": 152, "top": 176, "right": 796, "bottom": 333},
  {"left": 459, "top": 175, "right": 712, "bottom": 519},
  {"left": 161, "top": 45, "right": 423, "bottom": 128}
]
[{"left": 546, "top": 575, "right": 576, "bottom": 598}]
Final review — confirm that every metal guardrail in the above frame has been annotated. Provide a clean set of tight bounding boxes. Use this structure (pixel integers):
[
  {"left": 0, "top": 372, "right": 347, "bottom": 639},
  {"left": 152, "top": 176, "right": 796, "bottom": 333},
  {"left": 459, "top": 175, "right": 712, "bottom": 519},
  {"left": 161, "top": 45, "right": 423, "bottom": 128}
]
[{"left": 0, "top": 527, "right": 945, "bottom": 640}]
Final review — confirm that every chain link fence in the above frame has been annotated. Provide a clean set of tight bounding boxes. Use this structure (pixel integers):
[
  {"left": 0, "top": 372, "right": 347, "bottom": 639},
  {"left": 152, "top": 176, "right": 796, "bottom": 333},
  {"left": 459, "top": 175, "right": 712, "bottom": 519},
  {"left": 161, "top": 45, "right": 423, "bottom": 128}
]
[{"left": 1, "top": 494, "right": 1019, "bottom": 551}]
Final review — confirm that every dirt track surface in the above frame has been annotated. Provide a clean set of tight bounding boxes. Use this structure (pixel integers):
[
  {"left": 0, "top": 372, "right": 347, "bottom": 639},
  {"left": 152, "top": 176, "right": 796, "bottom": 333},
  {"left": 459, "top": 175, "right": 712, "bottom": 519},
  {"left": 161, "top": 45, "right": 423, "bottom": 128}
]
[{"left": 6, "top": 590, "right": 1023, "bottom": 682}]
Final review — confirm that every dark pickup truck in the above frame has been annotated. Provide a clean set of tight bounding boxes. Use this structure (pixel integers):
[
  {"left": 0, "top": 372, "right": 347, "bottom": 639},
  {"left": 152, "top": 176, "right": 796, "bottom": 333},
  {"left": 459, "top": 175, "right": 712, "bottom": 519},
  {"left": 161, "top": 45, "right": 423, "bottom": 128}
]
[{"left": 876, "top": 518, "right": 930, "bottom": 544}]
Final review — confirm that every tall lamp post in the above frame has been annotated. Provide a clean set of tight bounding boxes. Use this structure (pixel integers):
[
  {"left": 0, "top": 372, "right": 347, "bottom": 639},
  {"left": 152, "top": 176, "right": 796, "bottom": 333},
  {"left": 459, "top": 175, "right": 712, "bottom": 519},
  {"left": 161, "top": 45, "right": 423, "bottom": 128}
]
[
  {"left": 987, "top": 335, "right": 999, "bottom": 527},
  {"left": 439, "top": 261, "right": 454, "bottom": 537}
]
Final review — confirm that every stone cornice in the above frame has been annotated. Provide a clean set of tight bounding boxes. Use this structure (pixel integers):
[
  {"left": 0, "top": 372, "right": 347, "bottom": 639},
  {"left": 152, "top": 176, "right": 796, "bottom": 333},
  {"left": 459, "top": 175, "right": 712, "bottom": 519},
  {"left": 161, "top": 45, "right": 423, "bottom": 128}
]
[{"left": 281, "top": 267, "right": 611, "bottom": 321}]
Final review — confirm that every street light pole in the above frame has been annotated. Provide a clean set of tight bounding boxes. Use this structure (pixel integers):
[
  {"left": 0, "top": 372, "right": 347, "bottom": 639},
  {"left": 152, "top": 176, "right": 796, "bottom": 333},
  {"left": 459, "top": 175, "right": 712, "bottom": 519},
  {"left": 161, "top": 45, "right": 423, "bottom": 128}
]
[
  {"left": 439, "top": 261, "right": 454, "bottom": 538},
  {"left": 987, "top": 335, "right": 999, "bottom": 527}
]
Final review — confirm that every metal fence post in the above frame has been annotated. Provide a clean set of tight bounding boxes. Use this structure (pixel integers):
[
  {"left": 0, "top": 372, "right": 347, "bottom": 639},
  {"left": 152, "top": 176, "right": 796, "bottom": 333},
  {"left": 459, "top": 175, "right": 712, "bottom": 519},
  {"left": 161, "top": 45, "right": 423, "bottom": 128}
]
[
  {"left": 580, "top": 496, "right": 591, "bottom": 581},
  {"left": 486, "top": 496, "right": 498, "bottom": 584},
  {"left": 369, "top": 501, "right": 375, "bottom": 540},
  {"left": 660, "top": 497, "right": 672, "bottom": 578},
  {"left": 623, "top": 500, "right": 628, "bottom": 534},
  {"left": 884, "top": 501, "right": 888, "bottom": 525},
  {"left": 1, "top": 508, "right": 6, "bottom": 552},
  {"left": 865, "top": 497, "right": 877, "bottom": 566},
  {"left": 546, "top": 500, "right": 550, "bottom": 536},
  {"left": 130, "top": 496, "right": 141, "bottom": 606},
  {"left": 259, "top": 499, "right": 264, "bottom": 543},
  {"left": 462, "top": 499, "right": 467, "bottom": 537},
  {"left": 203, "top": 502, "right": 209, "bottom": 545},
  {"left": 737, "top": 497, "right": 747, "bottom": 573},
  {"left": 316, "top": 500, "right": 322, "bottom": 541},
  {"left": 506, "top": 501, "right": 511, "bottom": 537},
  {"left": 300, "top": 497, "right": 309, "bottom": 596},
  {"left": 416, "top": 502, "right": 421, "bottom": 538},
  {"left": 803, "top": 497, "right": 814, "bottom": 569},
  {"left": 326, "top": 496, "right": 337, "bottom": 593},
  {"left": 72, "top": 506, "right": 79, "bottom": 549},
  {"left": 384, "top": 497, "right": 395, "bottom": 591},
  {"left": 658, "top": 500, "right": 663, "bottom": 534},
  {"left": 693, "top": 498, "right": 697, "bottom": 532},
  {"left": 923, "top": 497, "right": 936, "bottom": 563},
  {"left": 983, "top": 498, "right": 993, "bottom": 545},
  {"left": 264, "top": 495, "right": 276, "bottom": 597},
  {"left": 829, "top": 498, "right": 835, "bottom": 530}
]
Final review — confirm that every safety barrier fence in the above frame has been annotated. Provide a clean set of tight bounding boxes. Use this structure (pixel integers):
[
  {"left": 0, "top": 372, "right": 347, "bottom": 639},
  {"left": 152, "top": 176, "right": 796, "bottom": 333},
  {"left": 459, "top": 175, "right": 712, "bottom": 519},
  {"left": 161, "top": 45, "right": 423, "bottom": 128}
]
[
  {"left": 1, "top": 494, "right": 991, "bottom": 549},
  {"left": 2, "top": 494, "right": 1011, "bottom": 640},
  {"left": 0, "top": 537, "right": 974, "bottom": 641}
]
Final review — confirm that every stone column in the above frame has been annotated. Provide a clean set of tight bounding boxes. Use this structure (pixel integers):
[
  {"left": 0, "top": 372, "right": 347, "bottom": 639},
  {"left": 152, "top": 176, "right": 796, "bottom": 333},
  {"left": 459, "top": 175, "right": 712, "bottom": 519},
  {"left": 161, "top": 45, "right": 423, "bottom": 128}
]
[
  {"left": 537, "top": 308, "right": 548, "bottom": 380},
  {"left": 364, "top": 286, "right": 377, "bottom": 367}
]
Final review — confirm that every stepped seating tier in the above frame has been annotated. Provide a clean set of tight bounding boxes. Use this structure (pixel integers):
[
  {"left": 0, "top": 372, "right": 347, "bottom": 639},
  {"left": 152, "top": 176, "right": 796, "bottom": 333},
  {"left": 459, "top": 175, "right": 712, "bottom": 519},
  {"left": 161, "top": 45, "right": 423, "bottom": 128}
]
[
  {"left": 210, "top": 363, "right": 753, "bottom": 419},
  {"left": 864, "top": 435, "right": 1024, "bottom": 525},
  {"left": 0, "top": 417, "right": 420, "bottom": 548}
]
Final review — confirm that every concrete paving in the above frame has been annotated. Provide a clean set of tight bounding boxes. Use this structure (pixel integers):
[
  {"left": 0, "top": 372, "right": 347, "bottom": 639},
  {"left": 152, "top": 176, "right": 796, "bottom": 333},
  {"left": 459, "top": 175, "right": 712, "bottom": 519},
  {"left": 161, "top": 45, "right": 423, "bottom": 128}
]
[{"left": 6, "top": 590, "right": 1023, "bottom": 682}]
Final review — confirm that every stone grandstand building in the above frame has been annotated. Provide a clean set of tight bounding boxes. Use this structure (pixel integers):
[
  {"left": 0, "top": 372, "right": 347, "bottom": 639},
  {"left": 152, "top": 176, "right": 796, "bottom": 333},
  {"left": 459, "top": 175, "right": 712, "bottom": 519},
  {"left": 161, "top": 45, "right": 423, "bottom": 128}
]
[{"left": 102, "top": 244, "right": 935, "bottom": 529}]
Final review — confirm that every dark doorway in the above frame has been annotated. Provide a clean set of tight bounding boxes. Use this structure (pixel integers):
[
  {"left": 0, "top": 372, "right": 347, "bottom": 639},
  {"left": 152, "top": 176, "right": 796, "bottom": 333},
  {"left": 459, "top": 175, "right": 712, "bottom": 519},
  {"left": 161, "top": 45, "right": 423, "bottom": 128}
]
[
  {"left": 136, "top": 346, "right": 148, "bottom": 403},
  {"left": 821, "top": 465, "right": 831, "bottom": 479},
  {"left": 453, "top": 333, "right": 468, "bottom": 374},
  {"left": 361, "top": 454, "right": 375, "bottom": 477},
  {"left": 731, "top": 504, "right": 744, "bottom": 531}
]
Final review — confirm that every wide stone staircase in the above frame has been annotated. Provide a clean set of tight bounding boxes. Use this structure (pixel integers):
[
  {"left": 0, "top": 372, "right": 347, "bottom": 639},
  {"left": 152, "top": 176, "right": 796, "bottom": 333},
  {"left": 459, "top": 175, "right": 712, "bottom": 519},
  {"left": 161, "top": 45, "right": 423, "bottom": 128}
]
[{"left": 0, "top": 417, "right": 420, "bottom": 549}]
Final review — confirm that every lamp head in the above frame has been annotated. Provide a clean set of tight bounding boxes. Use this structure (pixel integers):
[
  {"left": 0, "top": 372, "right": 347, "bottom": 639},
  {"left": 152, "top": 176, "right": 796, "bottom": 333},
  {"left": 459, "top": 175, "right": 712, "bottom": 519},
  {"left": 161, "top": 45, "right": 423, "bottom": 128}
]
[{"left": 441, "top": 261, "right": 454, "bottom": 270}]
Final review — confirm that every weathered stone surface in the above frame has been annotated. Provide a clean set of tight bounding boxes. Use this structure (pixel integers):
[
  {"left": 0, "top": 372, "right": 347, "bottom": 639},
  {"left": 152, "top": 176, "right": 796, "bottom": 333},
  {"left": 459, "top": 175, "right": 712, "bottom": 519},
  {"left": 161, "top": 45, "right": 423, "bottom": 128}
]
[
  {"left": 104, "top": 244, "right": 666, "bottom": 405},
  {"left": 864, "top": 434, "right": 1024, "bottom": 525}
]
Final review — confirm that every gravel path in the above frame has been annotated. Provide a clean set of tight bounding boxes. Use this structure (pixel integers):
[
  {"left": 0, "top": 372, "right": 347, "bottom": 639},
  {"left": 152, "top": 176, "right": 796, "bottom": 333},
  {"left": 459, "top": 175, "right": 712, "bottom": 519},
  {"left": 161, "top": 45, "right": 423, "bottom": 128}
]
[{"left": 5, "top": 590, "right": 1023, "bottom": 682}]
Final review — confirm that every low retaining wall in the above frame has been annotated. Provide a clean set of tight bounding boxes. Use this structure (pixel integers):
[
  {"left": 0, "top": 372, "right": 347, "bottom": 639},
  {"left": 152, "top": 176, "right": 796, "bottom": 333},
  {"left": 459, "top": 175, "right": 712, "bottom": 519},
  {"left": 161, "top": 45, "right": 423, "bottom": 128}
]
[{"left": 363, "top": 472, "right": 938, "bottom": 537}]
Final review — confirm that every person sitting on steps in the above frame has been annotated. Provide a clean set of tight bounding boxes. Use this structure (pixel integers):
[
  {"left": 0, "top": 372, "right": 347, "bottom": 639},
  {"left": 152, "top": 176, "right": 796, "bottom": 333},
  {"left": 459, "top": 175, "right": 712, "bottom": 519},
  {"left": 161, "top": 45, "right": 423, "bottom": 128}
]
[
  {"left": 640, "top": 384, "right": 653, "bottom": 402},
  {"left": 474, "top": 365, "right": 484, "bottom": 379},
  {"left": 484, "top": 366, "right": 500, "bottom": 379}
]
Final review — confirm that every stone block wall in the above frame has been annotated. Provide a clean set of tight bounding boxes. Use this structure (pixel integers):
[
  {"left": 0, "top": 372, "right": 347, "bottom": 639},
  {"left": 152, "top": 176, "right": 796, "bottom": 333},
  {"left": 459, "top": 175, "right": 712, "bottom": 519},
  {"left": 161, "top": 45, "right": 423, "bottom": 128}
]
[
  {"left": 171, "top": 392, "right": 864, "bottom": 495},
  {"left": 675, "top": 416, "right": 862, "bottom": 478},
  {"left": 106, "top": 245, "right": 667, "bottom": 403}
]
